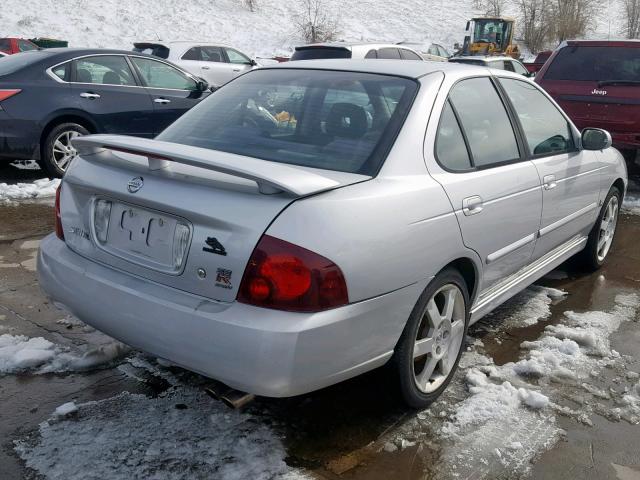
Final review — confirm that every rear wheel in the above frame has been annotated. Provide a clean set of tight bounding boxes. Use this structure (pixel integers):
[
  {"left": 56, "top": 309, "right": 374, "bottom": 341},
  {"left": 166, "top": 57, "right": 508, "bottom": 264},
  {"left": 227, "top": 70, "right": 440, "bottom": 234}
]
[
  {"left": 40, "top": 123, "right": 89, "bottom": 177},
  {"left": 393, "top": 269, "right": 469, "bottom": 408},
  {"left": 580, "top": 186, "right": 621, "bottom": 270}
]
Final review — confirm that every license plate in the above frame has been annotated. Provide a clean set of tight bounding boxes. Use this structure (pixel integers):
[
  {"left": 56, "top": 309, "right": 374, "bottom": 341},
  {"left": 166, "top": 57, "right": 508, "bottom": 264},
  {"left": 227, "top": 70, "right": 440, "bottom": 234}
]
[{"left": 99, "top": 201, "right": 189, "bottom": 273}]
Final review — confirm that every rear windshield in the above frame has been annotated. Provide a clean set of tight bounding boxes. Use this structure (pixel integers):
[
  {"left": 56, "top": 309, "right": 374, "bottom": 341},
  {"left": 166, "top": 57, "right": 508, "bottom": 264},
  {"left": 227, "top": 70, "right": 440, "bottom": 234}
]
[
  {"left": 0, "top": 50, "right": 50, "bottom": 76},
  {"left": 133, "top": 44, "right": 170, "bottom": 59},
  {"left": 291, "top": 47, "right": 351, "bottom": 61},
  {"left": 157, "top": 69, "right": 418, "bottom": 175},
  {"left": 544, "top": 45, "right": 640, "bottom": 82}
]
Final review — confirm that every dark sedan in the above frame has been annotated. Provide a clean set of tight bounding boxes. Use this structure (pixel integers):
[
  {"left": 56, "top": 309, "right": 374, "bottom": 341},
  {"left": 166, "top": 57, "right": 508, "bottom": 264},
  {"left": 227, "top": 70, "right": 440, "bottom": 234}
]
[{"left": 0, "top": 48, "right": 210, "bottom": 176}]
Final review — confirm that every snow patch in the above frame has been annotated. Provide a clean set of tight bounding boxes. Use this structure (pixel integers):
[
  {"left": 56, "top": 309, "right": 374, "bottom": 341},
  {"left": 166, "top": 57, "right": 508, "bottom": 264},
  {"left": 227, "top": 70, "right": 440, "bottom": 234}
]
[
  {"left": 0, "top": 334, "right": 128, "bottom": 374},
  {"left": 0, "top": 178, "right": 60, "bottom": 201},
  {"left": 16, "top": 388, "right": 306, "bottom": 480},
  {"left": 485, "top": 286, "right": 567, "bottom": 329},
  {"left": 53, "top": 401, "right": 78, "bottom": 418}
]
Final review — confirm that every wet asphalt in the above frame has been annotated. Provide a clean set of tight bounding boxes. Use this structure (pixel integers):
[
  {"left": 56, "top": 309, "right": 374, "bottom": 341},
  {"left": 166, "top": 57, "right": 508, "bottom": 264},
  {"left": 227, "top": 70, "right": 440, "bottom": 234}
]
[{"left": 0, "top": 161, "right": 639, "bottom": 480}]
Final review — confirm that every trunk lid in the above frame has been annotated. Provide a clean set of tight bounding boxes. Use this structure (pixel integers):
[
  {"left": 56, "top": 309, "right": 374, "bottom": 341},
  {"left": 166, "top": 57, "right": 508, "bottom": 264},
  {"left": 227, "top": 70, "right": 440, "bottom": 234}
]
[{"left": 60, "top": 135, "right": 368, "bottom": 303}]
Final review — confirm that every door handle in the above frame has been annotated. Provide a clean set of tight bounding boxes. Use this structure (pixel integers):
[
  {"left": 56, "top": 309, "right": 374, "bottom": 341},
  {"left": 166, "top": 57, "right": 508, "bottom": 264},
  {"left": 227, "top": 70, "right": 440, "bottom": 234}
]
[
  {"left": 233, "top": 68, "right": 241, "bottom": 72},
  {"left": 462, "top": 195, "right": 483, "bottom": 216},
  {"left": 80, "top": 92, "right": 100, "bottom": 99},
  {"left": 154, "top": 98, "right": 171, "bottom": 104},
  {"left": 543, "top": 175, "right": 557, "bottom": 190},
  {"left": 201, "top": 65, "right": 211, "bottom": 70}
]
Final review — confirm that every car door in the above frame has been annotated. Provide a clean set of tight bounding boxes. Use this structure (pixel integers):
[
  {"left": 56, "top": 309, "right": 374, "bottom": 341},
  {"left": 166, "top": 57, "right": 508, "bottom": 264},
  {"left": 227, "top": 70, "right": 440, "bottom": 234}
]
[
  {"left": 428, "top": 76, "right": 543, "bottom": 289},
  {"left": 178, "top": 45, "right": 230, "bottom": 87},
  {"left": 129, "top": 55, "right": 210, "bottom": 134},
  {"left": 69, "top": 54, "right": 155, "bottom": 137},
  {"left": 498, "top": 77, "right": 601, "bottom": 260}
]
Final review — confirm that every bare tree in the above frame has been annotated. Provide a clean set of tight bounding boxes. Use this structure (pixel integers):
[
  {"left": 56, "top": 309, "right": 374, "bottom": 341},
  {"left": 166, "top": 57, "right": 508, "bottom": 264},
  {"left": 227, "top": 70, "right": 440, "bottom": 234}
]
[
  {"left": 517, "top": 0, "right": 553, "bottom": 53},
  {"left": 623, "top": 0, "right": 640, "bottom": 38},
  {"left": 294, "top": 0, "right": 340, "bottom": 43},
  {"left": 551, "top": 0, "right": 595, "bottom": 42},
  {"left": 243, "top": 0, "right": 257, "bottom": 12},
  {"left": 484, "top": 0, "right": 506, "bottom": 16}
]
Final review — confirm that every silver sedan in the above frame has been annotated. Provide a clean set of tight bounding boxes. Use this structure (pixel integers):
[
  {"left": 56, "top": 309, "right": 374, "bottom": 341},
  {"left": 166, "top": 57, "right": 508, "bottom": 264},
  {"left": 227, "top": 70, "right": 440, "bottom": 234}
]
[{"left": 38, "top": 60, "right": 627, "bottom": 408}]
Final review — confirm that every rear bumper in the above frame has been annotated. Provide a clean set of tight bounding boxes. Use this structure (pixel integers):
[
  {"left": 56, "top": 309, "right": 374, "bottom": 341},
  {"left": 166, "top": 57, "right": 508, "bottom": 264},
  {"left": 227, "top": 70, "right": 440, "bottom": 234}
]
[
  {"left": 38, "top": 234, "right": 424, "bottom": 397},
  {"left": 0, "top": 110, "right": 41, "bottom": 160}
]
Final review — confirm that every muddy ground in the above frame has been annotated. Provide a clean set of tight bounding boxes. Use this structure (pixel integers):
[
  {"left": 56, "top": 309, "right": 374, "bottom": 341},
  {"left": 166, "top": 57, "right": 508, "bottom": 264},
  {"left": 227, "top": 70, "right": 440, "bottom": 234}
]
[{"left": 1, "top": 162, "right": 639, "bottom": 480}]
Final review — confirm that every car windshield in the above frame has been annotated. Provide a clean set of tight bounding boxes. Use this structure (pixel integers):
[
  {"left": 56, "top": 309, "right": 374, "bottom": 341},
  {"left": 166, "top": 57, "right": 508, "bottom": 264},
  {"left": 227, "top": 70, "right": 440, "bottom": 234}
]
[
  {"left": 291, "top": 47, "right": 351, "bottom": 60},
  {"left": 544, "top": 45, "right": 640, "bottom": 82},
  {"left": 157, "top": 69, "right": 418, "bottom": 175},
  {"left": 0, "top": 50, "right": 50, "bottom": 76}
]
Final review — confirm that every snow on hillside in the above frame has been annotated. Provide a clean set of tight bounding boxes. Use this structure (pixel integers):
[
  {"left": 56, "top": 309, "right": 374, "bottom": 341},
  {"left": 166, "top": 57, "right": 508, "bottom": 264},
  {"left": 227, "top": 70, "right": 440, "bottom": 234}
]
[
  {"left": 0, "top": 0, "right": 475, "bottom": 57},
  {"left": 1, "top": 0, "right": 622, "bottom": 58}
]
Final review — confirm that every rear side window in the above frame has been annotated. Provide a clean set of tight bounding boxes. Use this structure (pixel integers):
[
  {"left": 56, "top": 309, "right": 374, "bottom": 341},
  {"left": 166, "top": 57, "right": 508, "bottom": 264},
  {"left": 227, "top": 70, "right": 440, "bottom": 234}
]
[
  {"left": 157, "top": 69, "right": 418, "bottom": 175},
  {"left": 181, "top": 47, "right": 201, "bottom": 60},
  {"left": 500, "top": 78, "right": 575, "bottom": 156},
  {"left": 544, "top": 45, "right": 640, "bottom": 82},
  {"left": 436, "top": 101, "right": 472, "bottom": 171},
  {"left": 448, "top": 77, "right": 520, "bottom": 167},
  {"left": 365, "top": 49, "right": 377, "bottom": 59},
  {"left": 488, "top": 61, "right": 506, "bottom": 71},
  {"left": 377, "top": 48, "right": 401, "bottom": 59},
  {"left": 291, "top": 48, "right": 351, "bottom": 60},
  {"left": 75, "top": 56, "right": 136, "bottom": 86},
  {"left": 51, "top": 61, "right": 70, "bottom": 81}
]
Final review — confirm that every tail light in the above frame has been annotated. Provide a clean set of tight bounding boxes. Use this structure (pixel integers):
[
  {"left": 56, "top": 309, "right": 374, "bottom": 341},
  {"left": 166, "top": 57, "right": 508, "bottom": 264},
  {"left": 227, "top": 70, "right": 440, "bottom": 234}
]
[
  {"left": 55, "top": 185, "right": 64, "bottom": 240},
  {"left": 238, "top": 235, "right": 348, "bottom": 312},
  {"left": 0, "top": 89, "right": 21, "bottom": 102}
]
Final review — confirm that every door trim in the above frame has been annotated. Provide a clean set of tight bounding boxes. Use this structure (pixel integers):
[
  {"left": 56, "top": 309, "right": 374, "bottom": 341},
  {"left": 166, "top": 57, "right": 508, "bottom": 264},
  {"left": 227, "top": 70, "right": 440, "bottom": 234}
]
[
  {"left": 538, "top": 202, "right": 597, "bottom": 237},
  {"left": 486, "top": 232, "right": 536, "bottom": 264}
]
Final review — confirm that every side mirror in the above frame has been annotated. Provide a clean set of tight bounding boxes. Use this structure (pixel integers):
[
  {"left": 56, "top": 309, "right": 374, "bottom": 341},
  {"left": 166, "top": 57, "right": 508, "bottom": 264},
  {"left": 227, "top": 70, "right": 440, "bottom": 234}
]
[
  {"left": 196, "top": 78, "right": 209, "bottom": 92},
  {"left": 581, "top": 128, "right": 612, "bottom": 151},
  {"left": 249, "top": 59, "right": 258, "bottom": 66}
]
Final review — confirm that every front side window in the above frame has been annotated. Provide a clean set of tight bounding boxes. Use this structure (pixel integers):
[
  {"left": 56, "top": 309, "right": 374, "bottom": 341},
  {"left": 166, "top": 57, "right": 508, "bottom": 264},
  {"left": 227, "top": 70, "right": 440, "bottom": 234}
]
[
  {"left": 365, "top": 49, "right": 377, "bottom": 59},
  {"left": 75, "top": 56, "right": 136, "bottom": 85},
  {"left": 512, "top": 61, "right": 529, "bottom": 76},
  {"left": 225, "top": 48, "right": 250, "bottom": 64},
  {"left": 488, "top": 60, "right": 506, "bottom": 71},
  {"left": 437, "top": 45, "right": 451, "bottom": 58},
  {"left": 449, "top": 77, "right": 520, "bottom": 167},
  {"left": 400, "top": 49, "right": 422, "bottom": 60},
  {"left": 131, "top": 57, "right": 196, "bottom": 90},
  {"left": 201, "top": 46, "right": 225, "bottom": 63},
  {"left": 500, "top": 78, "right": 575, "bottom": 156},
  {"left": 0, "top": 39, "right": 10, "bottom": 52},
  {"left": 436, "top": 101, "right": 472, "bottom": 171},
  {"left": 428, "top": 45, "right": 440, "bottom": 56},
  {"left": 157, "top": 69, "right": 418, "bottom": 175}
]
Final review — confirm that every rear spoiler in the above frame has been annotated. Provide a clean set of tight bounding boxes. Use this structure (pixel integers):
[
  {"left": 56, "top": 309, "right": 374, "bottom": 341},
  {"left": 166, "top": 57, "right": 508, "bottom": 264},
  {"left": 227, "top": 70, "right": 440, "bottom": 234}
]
[{"left": 72, "top": 135, "right": 344, "bottom": 196}]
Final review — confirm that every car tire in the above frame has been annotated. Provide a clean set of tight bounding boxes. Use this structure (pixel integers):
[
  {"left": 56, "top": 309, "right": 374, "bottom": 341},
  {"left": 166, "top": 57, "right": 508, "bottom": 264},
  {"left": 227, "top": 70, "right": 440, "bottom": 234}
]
[
  {"left": 40, "top": 123, "right": 89, "bottom": 178},
  {"left": 393, "top": 268, "right": 469, "bottom": 409},
  {"left": 580, "top": 186, "right": 621, "bottom": 271}
]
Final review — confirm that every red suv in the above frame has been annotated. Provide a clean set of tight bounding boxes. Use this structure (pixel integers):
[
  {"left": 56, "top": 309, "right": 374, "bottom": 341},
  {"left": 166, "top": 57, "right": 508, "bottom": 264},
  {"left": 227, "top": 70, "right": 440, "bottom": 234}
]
[
  {"left": 0, "top": 37, "right": 39, "bottom": 55},
  {"left": 536, "top": 40, "right": 640, "bottom": 160}
]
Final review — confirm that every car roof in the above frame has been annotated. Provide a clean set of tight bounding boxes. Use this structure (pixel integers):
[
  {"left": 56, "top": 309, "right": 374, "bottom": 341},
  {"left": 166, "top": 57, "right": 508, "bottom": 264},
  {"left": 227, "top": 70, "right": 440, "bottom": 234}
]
[
  {"left": 134, "top": 41, "right": 234, "bottom": 48},
  {"left": 562, "top": 39, "right": 640, "bottom": 47},
  {"left": 262, "top": 58, "right": 507, "bottom": 79},
  {"left": 295, "top": 42, "right": 421, "bottom": 51},
  {"left": 451, "top": 55, "right": 516, "bottom": 62}
]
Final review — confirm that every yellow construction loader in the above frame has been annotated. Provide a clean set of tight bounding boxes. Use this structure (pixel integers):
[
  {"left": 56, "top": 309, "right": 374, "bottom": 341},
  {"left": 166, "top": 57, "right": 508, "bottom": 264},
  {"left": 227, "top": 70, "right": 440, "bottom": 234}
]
[{"left": 460, "top": 17, "right": 520, "bottom": 58}]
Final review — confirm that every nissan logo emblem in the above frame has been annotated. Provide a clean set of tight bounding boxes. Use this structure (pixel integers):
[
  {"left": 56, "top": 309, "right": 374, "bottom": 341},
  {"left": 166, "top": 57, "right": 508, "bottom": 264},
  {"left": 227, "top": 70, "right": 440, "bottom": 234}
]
[{"left": 127, "top": 177, "right": 144, "bottom": 193}]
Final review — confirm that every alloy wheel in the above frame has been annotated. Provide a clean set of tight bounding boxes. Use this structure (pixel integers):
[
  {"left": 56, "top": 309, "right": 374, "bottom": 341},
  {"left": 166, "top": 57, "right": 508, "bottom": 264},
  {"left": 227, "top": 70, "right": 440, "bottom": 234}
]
[
  {"left": 52, "top": 130, "right": 81, "bottom": 171},
  {"left": 597, "top": 195, "right": 619, "bottom": 262},
  {"left": 412, "top": 284, "right": 466, "bottom": 393}
]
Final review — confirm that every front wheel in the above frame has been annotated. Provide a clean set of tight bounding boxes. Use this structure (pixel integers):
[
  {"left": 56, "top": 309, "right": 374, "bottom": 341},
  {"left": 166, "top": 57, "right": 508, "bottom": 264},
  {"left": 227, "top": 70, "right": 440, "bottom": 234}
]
[
  {"left": 40, "top": 123, "right": 89, "bottom": 177},
  {"left": 580, "top": 186, "right": 621, "bottom": 270},
  {"left": 393, "top": 269, "right": 469, "bottom": 408}
]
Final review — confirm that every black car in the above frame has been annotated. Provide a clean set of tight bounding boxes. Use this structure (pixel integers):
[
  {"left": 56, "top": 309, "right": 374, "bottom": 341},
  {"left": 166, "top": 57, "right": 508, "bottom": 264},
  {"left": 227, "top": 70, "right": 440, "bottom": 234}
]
[{"left": 0, "top": 48, "right": 210, "bottom": 176}]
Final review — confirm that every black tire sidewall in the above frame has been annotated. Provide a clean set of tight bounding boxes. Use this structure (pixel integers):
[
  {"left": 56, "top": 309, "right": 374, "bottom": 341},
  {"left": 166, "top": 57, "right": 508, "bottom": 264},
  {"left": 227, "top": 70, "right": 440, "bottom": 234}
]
[
  {"left": 41, "top": 123, "right": 89, "bottom": 178},
  {"left": 394, "top": 268, "right": 470, "bottom": 409},
  {"left": 583, "top": 186, "right": 621, "bottom": 270}
]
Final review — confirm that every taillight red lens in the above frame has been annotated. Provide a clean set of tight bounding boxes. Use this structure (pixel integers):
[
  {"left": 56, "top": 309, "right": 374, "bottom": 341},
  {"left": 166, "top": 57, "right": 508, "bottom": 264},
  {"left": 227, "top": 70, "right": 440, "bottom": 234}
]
[
  {"left": 238, "top": 235, "right": 348, "bottom": 312},
  {"left": 55, "top": 184, "right": 64, "bottom": 240},
  {"left": 0, "top": 89, "right": 21, "bottom": 102}
]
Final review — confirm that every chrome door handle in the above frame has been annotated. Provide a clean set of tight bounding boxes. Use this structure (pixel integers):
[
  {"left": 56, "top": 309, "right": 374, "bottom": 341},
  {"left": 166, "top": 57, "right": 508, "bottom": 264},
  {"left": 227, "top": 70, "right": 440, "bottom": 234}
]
[
  {"left": 462, "top": 195, "right": 483, "bottom": 216},
  {"left": 543, "top": 175, "right": 557, "bottom": 190},
  {"left": 80, "top": 92, "right": 100, "bottom": 99},
  {"left": 201, "top": 65, "right": 211, "bottom": 70},
  {"left": 154, "top": 98, "right": 171, "bottom": 104},
  {"left": 233, "top": 68, "right": 241, "bottom": 72}
]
